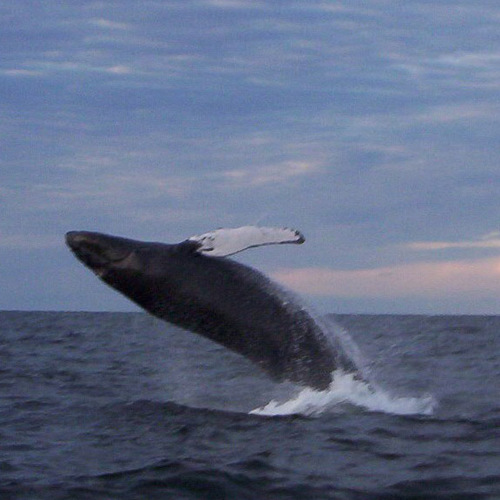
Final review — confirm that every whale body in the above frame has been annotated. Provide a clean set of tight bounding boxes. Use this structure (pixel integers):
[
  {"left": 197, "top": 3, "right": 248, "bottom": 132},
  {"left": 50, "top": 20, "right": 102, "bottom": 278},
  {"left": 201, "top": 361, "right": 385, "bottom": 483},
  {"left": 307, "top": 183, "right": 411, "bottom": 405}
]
[{"left": 65, "top": 228, "right": 356, "bottom": 390}]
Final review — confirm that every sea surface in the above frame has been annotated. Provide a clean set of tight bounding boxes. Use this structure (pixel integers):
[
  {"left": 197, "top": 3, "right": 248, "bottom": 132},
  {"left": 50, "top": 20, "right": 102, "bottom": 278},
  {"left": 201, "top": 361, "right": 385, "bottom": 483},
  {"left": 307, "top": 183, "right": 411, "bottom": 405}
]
[{"left": 0, "top": 311, "right": 499, "bottom": 499}]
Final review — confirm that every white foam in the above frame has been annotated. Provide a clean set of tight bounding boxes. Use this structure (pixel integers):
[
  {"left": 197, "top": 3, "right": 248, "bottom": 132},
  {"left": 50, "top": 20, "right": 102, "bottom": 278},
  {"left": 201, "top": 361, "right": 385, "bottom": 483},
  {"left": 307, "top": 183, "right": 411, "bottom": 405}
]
[{"left": 250, "top": 371, "right": 437, "bottom": 417}]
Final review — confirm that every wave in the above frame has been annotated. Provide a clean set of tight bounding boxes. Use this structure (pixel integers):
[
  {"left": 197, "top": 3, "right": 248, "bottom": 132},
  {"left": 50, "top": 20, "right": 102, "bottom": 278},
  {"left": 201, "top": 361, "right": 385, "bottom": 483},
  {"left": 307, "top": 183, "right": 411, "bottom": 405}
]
[{"left": 250, "top": 370, "right": 437, "bottom": 417}]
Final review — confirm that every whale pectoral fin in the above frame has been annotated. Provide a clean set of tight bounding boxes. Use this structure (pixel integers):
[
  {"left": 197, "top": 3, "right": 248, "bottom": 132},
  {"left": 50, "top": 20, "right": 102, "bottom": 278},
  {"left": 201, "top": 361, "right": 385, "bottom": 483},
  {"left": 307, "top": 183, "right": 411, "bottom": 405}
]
[{"left": 187, "top": 226, "right": 305, "bottom": 257}]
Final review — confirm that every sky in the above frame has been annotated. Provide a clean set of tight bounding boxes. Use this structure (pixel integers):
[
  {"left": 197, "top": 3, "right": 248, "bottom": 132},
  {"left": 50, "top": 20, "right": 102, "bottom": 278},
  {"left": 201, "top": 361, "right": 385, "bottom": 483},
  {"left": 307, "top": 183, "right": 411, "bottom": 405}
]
[{"left": 2, "top": 0, "right": 500, "bottom": 314}]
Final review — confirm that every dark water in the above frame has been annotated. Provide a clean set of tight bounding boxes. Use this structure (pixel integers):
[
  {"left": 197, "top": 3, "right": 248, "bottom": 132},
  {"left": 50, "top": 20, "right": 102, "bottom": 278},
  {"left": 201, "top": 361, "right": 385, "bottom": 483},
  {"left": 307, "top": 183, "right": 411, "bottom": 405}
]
[{"left": 0, "top": 311, "right": 499, "bottom": 499}]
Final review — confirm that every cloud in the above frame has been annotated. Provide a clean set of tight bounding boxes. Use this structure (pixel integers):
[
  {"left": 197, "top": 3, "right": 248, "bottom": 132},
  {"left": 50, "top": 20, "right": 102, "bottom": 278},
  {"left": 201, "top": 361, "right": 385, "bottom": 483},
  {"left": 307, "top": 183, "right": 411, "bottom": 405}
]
[
  {"left": 272, "top": 257, "right": 500, "bottom": 299},
  {"left": 2, "top": 69, "right": 44, "bottom": 77},
  {"left": 105, "top": 65, "right": 133, "bottom": 74},
  {"left": 0, "top": 231, "right": 60, "bottom": 250},
  {"left": 90, "top": 18, "right": 131, "bottom": 30},
  {"left": 220, "top": 161, "right": 322, "bottom": 187},
  {"left": 303, "top": 3, "right": 373, "bottom": 15},
  {"left": 395, "top": 50, "right": 500, "bottom": 91},
  {"left": 406, "top": 233, "right": 500, "bottom": 251},
  {"left": 14, "top": 60, "right": 139, "bottom": 77},
  {"left": 204, "top": 0, "right": 267, "bottom": 8},
  {"left": 26, "top": 171, "right": 195, "bottom": 211},
  {"left": 415, "top": 102, "right": 500, "bottom": 124},
  {"left": 434, "top": 51, "right": 500, "bottom": 69}
]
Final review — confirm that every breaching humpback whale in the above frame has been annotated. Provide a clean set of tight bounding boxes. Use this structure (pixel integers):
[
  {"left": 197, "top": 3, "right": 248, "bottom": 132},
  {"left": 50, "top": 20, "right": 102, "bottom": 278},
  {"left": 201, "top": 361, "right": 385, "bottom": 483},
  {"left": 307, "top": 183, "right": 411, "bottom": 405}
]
[{"left": 65, "top": 226, "right": 356, "bottom": 390}]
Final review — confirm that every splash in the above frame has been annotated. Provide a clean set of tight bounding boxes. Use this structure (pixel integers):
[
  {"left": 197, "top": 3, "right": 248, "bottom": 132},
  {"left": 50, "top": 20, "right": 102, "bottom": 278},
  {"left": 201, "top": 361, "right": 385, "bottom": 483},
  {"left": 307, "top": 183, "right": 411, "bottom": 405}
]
[{"left": 250, "top": 371, "right": 437, "bottom": 417}]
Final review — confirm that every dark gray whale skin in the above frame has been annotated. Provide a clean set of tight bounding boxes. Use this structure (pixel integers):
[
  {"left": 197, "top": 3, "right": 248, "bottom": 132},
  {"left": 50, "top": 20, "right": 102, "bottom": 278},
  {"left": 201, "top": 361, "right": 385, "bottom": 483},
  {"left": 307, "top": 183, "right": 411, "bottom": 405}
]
[{"left": 66, "top": 231, "right": 353, "bottom": 390}]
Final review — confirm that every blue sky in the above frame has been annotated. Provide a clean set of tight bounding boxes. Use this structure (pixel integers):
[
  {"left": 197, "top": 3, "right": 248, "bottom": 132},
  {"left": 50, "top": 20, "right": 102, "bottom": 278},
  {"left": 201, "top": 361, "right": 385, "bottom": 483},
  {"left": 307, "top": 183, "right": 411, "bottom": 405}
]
[{"left": 2, "top": 0, "right": 500, "bottom": 314}]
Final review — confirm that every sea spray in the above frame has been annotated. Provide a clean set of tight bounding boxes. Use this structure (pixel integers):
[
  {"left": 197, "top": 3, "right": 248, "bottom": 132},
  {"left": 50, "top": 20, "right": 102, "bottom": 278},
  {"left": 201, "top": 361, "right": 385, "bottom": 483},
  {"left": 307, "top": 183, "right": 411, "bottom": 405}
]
[{"left": 251, "top": 370, "right": 437, "bottom": 417}]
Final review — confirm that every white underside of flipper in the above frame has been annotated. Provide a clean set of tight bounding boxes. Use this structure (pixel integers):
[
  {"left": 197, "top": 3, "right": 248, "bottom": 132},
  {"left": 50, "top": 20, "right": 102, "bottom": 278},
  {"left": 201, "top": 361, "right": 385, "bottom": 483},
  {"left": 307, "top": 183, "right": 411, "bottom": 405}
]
[{"left": 188, "top": 226, "right": 305, "bottom": 257}]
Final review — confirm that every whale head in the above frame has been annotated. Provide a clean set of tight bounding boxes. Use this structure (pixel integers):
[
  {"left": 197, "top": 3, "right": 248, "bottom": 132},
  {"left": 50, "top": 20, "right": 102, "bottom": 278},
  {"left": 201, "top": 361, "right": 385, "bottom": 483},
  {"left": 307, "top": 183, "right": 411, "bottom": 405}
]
[
  {"left": 65, "top": 231, "right": 152, "bottom": 279},
  {"left": 65, "top": 230, "right": 199, "bottom": 307}
]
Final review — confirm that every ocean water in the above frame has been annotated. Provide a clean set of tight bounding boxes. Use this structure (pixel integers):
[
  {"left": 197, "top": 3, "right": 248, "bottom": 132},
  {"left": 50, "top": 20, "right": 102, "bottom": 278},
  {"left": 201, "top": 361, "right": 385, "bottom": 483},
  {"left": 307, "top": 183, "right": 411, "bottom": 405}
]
[{"left": 0, "top": 311, "right": 499, "bottom": 499}]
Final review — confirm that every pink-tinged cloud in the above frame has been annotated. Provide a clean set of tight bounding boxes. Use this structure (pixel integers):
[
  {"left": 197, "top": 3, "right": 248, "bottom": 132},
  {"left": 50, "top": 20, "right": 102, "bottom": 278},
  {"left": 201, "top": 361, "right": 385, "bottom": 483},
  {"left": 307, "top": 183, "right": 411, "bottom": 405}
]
[{"left": 271, "top": 257, "right": 500, "bottom": 298}]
